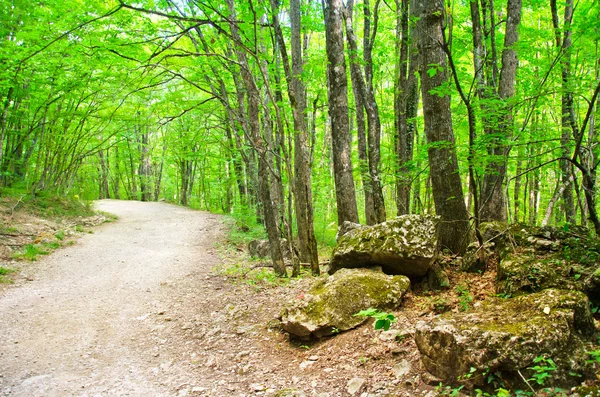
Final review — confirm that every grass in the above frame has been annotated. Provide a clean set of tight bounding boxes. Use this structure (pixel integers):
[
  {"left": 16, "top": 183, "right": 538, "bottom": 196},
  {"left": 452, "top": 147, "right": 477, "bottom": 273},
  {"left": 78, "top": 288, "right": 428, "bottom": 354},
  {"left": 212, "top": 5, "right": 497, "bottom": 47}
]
[
  {"left": 0, "top": 266, "right": 16, "bottom": 283},
  {"left": 2, "top": 187, "right": 95, "bottom": 220},
  {"left": 55, "top": 230, "right": 65, "bottom": 240},
  {"left": 12, "top": 244, "right": 50, "bottom": 261}
]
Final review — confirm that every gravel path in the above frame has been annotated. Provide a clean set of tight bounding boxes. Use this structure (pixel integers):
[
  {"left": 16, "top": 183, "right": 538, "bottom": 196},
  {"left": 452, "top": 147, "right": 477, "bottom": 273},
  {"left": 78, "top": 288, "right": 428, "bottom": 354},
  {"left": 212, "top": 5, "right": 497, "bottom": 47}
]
[{"left": 0, "top": 200, "right": 226, "bottom": 397}]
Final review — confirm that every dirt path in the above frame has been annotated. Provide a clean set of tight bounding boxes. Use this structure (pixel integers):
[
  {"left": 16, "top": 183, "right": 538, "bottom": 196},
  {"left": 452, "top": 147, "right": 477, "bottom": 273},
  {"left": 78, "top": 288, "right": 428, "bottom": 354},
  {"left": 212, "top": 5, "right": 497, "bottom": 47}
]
[
  {"left": 0, "top": 200, "right": 424, "bottom": 397},
  {"left": 0, "top": 200, "right": 232, "bottom": 396}
]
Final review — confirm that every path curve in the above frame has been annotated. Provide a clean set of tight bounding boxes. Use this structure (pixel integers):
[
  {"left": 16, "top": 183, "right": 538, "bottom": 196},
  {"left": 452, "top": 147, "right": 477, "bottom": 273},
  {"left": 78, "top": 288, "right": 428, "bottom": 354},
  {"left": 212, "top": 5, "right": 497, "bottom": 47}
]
[{"left": 0, "top": 200, "right": 225, "bottom": 397}]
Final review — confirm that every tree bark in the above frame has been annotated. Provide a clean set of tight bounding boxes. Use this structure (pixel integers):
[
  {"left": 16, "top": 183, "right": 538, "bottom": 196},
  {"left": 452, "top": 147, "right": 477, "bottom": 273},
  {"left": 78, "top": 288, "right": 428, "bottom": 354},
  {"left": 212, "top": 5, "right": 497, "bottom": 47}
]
[
  {"left": 550, "top": 0, "right": 577, "bottom": 223},
  {"left": 344, "top": 0, "right": 374, "bottom": 224},
  {"left": 324, "top": 0, "right": 359, "bottom": 226},
  {"left": 289, "top": 0, "right": 319, "bottom": 274},
  {"left": 227, "top": 0, "right": 286, "bottom": 276},
  {"left": 394, "top": 0, "right": 418, "bottom": 216},
  {"left": 479, "top": 0, "right": 522, "bottom": 222},
  {"left": 416, "top": 0, "right": 470, "bottom": 255}
]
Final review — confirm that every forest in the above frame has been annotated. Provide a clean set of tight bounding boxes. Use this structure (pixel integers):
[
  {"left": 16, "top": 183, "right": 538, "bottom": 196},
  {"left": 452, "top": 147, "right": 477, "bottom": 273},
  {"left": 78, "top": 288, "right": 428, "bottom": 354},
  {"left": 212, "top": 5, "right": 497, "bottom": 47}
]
[{"left": 1, "top": 0, "right": 600, "bottom": 272}]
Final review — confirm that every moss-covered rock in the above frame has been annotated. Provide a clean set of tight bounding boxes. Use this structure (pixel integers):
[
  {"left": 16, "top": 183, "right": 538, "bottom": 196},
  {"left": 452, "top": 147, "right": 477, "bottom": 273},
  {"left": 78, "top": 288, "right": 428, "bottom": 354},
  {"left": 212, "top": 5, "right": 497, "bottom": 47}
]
[
  {"left": 494, "top": 228, "right": 600, "bottom": 303},
  {"left": 415, "top": 289, "right": 594, "bottom": 389},
  {"left": 280, "top": 268, "right": 410, "bottom": 338},
  {"left": 496, "top": 254, "right": 579, "bottom": 295},
  {"left": 329, "top": 215, "right": 439, "bottom": 277}
]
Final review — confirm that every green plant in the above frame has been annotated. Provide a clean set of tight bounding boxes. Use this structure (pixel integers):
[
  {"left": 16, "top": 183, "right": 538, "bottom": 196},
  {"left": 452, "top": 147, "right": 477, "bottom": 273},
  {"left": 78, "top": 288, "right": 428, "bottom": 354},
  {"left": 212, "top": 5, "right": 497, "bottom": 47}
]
[
  {"left": 432, "top": 297, "right": 451, "bottom": 313},
  {"left": 43, "top": 241, "right": 60, "bottom": 250},
  {"left": 456, "top": 284, "right": 473, "bottom": 311},
  {"left": 55, "top": 230, "right": 65, "bottom": 240},
  {"left": 0, "top": 266, "right": 16, "bottom": 283},
  {"left": 436, "top": 382, "right": 464, "bottom": 396},
  {"left": 528, "top": 356, "right": 556, "bottom": 386},
  {"left": 12, "top": 244, "right": 49, "bottom": 261},
  {"left": 354, "top": 308, "right": 396, "bottom": 331},
  {"left": 586, "top": 349, "right": 600, "bottom": 366}
]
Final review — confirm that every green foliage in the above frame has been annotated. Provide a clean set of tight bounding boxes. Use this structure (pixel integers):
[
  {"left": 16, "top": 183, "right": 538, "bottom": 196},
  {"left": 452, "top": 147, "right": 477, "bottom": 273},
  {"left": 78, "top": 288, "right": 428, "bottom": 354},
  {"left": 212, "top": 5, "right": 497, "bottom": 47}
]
[
  {"left": 456, "top": 284, "right": 473, "bottom": 312},
  {"left": 527, "top": 356, "right": 556, "bottom": 386},
  {"left": 0, "top": 266, "right": 16, "bottom": 284},
  {"left": 353, "top": 308, "right": 396, "bottom": 331},
  {"left": 436, "top": 382, "right": 464, "bottom": 396},
  {"left": 12, "top": 244, "right": 49, "bottom": 261}
]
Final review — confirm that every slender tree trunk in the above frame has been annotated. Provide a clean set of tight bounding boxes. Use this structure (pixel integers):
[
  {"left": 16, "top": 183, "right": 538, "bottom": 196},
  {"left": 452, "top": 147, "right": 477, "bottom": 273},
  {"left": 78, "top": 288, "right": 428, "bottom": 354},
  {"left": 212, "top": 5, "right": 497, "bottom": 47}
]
[
  {"left": 324, "top": 0, "right": 359, "bottom": 225},
  {"left": 416, "top": 0, "right": 470, "bottom": 255},
  {"left": 227, "top": 0, "right": 286, "bottom": 276},
  {"left": 362, "top": 0, "right": 386, "bottom": 223},
  {"left": 479, "top": 0, "right": 522, "bottom": 222},
  {"left": 289, "top": 0, "right": 319, "bottom": 274},
  {"left": 394, "top": 0, "right": 418, "bottom": 216},
  {"left": 551, "top": 0, "right": 576, "bottom": 223},
  {"left": 344, "top": 1, "right": 374, "bottom": 223},
  {"left": 98, "top": 148, "right": 110, "bottom": 199},
  {"left": 344, "top": 0, "right": 385, "bottom": 224},
  {"left": 138, "top": 128, "right": 151, "bottom": 202}
]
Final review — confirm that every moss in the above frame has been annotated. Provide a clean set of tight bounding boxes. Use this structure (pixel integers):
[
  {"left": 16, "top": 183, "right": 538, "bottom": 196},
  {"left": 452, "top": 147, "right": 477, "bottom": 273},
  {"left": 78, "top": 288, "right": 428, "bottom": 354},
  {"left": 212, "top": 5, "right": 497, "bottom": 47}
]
[{"left": 281, "top": 268, "right": 410, "bottom": 338}]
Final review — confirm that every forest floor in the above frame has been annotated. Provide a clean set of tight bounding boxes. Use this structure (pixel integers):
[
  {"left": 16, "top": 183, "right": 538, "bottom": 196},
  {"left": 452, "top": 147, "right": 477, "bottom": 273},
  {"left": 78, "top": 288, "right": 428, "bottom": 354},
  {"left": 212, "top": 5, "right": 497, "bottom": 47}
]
[{"left": 0, "top": 199, "right": 501, "bottom": 397}]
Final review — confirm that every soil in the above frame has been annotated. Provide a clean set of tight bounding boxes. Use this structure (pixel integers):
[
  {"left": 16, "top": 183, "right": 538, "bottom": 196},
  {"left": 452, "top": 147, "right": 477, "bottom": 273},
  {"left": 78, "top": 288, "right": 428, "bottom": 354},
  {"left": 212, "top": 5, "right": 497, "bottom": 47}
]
[{"left": 0, "top": 199, "right": 500, "bottom": 397}]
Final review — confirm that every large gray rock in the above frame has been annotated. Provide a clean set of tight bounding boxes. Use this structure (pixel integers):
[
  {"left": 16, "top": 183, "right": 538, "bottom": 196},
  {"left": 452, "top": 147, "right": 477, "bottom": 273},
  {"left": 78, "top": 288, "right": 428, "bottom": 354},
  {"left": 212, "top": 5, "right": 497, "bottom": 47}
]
[
  {"left": 280, "top": 268, "right": 410, "bottom": 338},
  {"left": 415, "top": 289, "right": 594, "bottom": 389},
  {"left": 329, "top": 215, "right": 439, "bottom": 277},
  {"left": 248, "top": 239, "right": 296, "bottom": 260}
]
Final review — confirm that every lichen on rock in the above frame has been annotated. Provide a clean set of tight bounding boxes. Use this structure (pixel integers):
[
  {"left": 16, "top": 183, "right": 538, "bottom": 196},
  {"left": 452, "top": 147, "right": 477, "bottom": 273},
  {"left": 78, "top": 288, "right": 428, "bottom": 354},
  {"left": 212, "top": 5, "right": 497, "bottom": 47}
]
[
  {"left": 280, "top": 268, "right": 410, "bottom": 339},
  {"left": 329, "top": 215, "right": 439, "bottom": 277},
  {"left": 415, "top": 289, "right": 595, "bottom": 390}
]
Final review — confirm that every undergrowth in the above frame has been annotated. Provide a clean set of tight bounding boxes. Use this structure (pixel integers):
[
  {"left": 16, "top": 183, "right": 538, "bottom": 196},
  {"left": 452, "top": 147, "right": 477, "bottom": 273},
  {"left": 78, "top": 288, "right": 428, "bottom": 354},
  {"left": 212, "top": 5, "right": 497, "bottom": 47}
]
[
  {"left": 12, "top": 244, "right": 50, "bottom": 261},
  {"left": 1, "top": 188, "right": 94, "bottom": 219},
  {"left": 0, "top": 266, "right": 16, "bottom": 283}
]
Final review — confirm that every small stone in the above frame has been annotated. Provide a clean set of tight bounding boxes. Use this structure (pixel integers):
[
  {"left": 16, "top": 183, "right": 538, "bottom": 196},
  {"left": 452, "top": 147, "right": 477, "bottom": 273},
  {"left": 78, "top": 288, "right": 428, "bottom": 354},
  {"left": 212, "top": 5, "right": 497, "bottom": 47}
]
[
  {"left": 299, "top": 360, "right": 315, "bottom": 369},
  {"left": 393, "top": 359, "right": 411, "bottom": 379},
  {"left": 250, "top": 383, "right": 265, "bottom": 392},
  {"left": 308, "top": 355, "right": 319, "bottom": 361},
  {"left": 543, "top": 306, "right": 551, "bottom": 315},
  {"left": 347, "top": 378, "right": 365, "bottom": 395},
  {"left": 378, "top": 330, "right": 398, "bottom": 341},
  {"left": 421, "top": 371, "right": 442, "bottom": 386}
]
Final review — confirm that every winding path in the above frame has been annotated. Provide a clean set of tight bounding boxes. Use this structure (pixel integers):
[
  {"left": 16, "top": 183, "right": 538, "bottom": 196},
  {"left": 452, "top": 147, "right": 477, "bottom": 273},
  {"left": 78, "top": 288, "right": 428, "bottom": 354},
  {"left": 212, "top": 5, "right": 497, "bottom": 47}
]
[{"left": 0, "top": 200, "right": 226, "bottom": 397}]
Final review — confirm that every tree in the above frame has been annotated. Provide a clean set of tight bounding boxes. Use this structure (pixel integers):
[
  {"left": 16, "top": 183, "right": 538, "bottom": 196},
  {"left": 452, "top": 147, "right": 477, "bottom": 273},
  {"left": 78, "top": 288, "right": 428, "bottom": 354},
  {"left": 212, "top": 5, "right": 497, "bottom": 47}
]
[
  {"left": 416, "top": 0, "right": 470, "bottom": 254},
  {"left": 323, "top": 0, "right": 359, "bottom": 226},
  {"left": 343, "top": 0, "right": 386, "bottom": 225},
  {"left": 478, "top": 0, "right": 523, "bottom": 222}
]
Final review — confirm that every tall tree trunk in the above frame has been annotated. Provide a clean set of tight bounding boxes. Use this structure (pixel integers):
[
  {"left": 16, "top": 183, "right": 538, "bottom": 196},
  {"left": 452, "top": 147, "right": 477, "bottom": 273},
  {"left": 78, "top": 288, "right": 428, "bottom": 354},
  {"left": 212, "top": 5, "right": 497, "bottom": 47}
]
[
  {"left": 416, "top": 0, "right": 470, "bottom": 255},
  {"left": 289, "top": 0, "right": 319, "bottom": 274},
  {"left": 98, "top": 148, "right": 110, "bottom": 199},
  {"left": 138, "top": 128, "right": 151, "bottom": 202},
  {"left": 344, "top": 1, "right": 374, "bottom": 223},
  {"left": 227, "top": 0, "right": 286, "bottom": 276},
  {"left": 324, "top": 0, "right": 359, "bottom": 226},
  {"left": 362, "top": 0, "right": 386, "bottom": 223},
  {"left": 394, "top": 0, "right": 418, "bottom": 216},
  {"left": 344, "top": 0, "right": 385, "bottom": 224},
  {"left": 479, "top": 0, "right": 522, "bottom": 222},
  {"left": 551, "top": 0, "right": 576, "bottom": 223}
]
